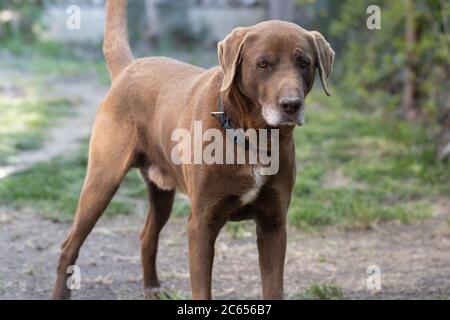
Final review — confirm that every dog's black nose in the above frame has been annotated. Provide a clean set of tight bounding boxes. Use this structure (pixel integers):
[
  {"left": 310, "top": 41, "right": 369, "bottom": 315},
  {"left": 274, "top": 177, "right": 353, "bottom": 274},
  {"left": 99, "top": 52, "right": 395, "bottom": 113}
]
[{"left": 279, "top": 97, "right": 303, "bottom": 114}]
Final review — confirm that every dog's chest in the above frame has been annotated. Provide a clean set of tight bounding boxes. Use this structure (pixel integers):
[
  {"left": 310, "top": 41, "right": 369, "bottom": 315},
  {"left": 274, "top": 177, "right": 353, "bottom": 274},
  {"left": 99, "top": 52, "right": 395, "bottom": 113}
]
[{"left": 239, "top": 166, "right": 268, "bottom": 206}]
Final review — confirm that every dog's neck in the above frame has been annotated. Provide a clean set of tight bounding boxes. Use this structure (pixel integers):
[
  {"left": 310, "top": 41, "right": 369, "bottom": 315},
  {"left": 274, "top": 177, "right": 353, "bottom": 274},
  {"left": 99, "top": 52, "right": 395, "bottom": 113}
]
[{"left": 220, "top": 87, "right": 265, "bottom": 131}]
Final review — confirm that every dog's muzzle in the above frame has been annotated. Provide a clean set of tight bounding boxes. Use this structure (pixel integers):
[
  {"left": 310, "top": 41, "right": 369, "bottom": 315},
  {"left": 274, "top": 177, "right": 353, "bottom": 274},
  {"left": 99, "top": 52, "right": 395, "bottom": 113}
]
[{"left": 279, "top": 97, "right": 305, "bottom": 126}]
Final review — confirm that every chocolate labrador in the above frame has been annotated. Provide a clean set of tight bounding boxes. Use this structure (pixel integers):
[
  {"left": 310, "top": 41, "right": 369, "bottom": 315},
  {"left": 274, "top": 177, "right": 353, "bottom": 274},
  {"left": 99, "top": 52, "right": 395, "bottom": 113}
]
[{"left": 53, "top": 0, "right": 334, "bottom": 300}]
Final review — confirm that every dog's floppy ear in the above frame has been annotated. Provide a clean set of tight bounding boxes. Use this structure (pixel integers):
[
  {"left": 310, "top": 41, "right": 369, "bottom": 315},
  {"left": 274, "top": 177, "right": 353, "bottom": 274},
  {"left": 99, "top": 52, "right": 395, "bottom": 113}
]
[
  {"left": 310, "top": 31, "right": 335, "bottom": 96},
  {"left": 218, "top": 27, "right": 248, "bottom": 92}
]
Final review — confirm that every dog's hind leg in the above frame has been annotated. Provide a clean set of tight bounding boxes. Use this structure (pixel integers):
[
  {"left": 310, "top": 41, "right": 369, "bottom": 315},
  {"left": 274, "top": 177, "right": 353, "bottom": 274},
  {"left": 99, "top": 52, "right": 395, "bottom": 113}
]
[
  {"left": 52, "top": 112, "right": 135, "bottom": 300},
  {"left": 139, "top": 169, "right": 175, "bottom": 299}
]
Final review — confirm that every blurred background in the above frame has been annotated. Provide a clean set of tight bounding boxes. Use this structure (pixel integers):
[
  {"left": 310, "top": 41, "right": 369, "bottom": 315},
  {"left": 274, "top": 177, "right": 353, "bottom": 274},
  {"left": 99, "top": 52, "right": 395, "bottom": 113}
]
[{"left": 0, "top": 0, "right": 449, "bottom": 300}]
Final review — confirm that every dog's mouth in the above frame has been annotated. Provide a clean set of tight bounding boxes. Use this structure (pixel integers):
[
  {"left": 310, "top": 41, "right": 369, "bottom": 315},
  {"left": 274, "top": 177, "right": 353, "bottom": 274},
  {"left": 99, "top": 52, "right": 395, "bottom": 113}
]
[
  {"left": 281, "top": 113, "right": 305, "bottom": 127},
  {"left": 262, "top": 106, "right": 305, "bottom": 127}
]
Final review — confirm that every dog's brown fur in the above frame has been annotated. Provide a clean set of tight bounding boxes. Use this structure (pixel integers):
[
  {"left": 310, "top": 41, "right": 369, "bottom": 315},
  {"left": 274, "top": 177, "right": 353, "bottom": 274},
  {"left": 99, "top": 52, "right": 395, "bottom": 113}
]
[{"left": 53, "top": 0, "right": 334, "bottom": 300}]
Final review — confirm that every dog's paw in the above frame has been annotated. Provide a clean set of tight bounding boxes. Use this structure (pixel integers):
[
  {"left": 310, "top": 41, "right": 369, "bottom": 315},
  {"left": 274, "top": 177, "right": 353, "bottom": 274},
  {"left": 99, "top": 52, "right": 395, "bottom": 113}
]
[{"left": 144, "top": 287, "right": 173, "bottom": 300}]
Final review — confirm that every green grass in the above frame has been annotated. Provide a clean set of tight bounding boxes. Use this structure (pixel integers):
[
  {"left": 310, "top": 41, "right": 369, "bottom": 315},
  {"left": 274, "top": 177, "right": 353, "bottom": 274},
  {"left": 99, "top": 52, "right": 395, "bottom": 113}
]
[
  {"left": 225, "top": 221, "right": 253, "bottom": 239},
  {"left": 296, "top": 282, "right": 344, "bottom": 300},
  {"left": 1, "top": 39, "right": 110, "bottom": 84},
  {"left": 288, "top": 89, "right": 449, "bottom": 230},
  {"left": 0, "top": 82, "right": 72, "bottom": 164},
  {"left": 154, "top": 289, "right": 189, "bottom": 300},
  {"left": 0, "top": 140, "right": 191, "bottom": 220},
  {"left": 172, "top": 199, "right": 191, "bottom": 217},
  {"left": 0, "top": 144, "right": 133, "bottom": 220},
  {"left": 0, "top": 40, "right": 110, "bottom": 165}
]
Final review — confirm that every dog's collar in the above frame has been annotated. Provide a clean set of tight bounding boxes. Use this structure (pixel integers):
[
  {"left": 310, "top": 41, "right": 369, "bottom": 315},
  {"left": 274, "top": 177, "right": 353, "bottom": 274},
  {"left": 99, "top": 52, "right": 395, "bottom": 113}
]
[
  {"left": 211, "top": 96, "right": 250, "bottom": 150},
  {"left": 210, "top": 96, "right": 235, "bottom": 131}
]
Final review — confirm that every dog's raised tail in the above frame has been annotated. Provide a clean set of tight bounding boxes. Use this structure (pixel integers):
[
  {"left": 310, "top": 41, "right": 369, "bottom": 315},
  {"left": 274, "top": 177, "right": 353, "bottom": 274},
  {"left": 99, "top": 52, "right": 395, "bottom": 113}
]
[{"left": 103, "top": 0, "right": 134, "bottom": 81}]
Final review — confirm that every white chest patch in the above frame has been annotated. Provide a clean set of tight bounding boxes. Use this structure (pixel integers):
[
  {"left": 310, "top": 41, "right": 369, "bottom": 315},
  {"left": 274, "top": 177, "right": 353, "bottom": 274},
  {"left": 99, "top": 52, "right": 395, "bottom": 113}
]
[
  {"left": 240, "top": 187, "right": 260, "bottom": 206},
  {"left": 253, "top": 166, "right": 267, "bottom": 188},
  {"left": 239, "top": 166, "right": 268, "bottom": 206}
]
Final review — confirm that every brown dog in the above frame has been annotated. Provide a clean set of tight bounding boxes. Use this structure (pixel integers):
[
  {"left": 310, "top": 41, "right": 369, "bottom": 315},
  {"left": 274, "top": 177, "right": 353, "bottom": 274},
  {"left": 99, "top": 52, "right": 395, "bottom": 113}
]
[{"left": 53, "top": 0, "right": 334, "bottom": 300}]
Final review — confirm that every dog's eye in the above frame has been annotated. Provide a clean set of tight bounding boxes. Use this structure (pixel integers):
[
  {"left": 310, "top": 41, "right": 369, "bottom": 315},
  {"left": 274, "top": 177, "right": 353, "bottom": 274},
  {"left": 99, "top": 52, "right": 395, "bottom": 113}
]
[
  {"left": 299, "top": 59, "right": 310, "bottom": 68},
  {"left": 257, "top": 60, "right": 269, "bottom": 69}
]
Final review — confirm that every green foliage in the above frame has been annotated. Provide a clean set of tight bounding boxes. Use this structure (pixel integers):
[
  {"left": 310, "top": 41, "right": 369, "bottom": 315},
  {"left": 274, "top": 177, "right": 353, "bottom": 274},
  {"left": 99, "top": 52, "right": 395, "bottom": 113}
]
[
  {"left": 288, "top": 90, "right": 448, "bottom": 230},
  {"left": 287, "top": 0, "right": 450, "bottom": 228},
  {"left": 295, "top": 0, "right": 449, "bottom": 159},
  {"left": 127, "top": 0, "right": 150, "bottom": 45},
  {"left": 297, "top": 282, "right": 344, "bottom": 300},
  {"left": 155, "top": 0, "right": 209, "bottom": 49},
  {"left": 172, "top": 199, "right": 191, "bottom": 217},
  {"left": 330, "top": 0, "right": 449, "bottom": 115},
  {"left": 154, "top": 289, "right": 189, "bottom": 300},
  {"left": 225, "top": 221, "right": 253, "bottom": 239},
  {"left": 0, "top": 88, "right": 72, "bottom": 164},
  {"left": 0, "top": 0, "right": 45, "bottom": 42}
]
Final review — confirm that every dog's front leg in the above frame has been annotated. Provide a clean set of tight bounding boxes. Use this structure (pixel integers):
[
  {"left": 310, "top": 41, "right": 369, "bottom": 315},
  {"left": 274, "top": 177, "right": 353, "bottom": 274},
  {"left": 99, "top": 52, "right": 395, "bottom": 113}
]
[
  {"left": 187, "top": 214, "right": 225, "bottom": 300},
  {"left": 255, "top": 216, "right": 287, "bottom": 300}
]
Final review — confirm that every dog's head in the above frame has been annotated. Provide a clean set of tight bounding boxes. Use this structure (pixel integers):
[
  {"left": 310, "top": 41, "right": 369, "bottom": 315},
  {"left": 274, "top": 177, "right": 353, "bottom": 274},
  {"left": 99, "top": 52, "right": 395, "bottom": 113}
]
[{"left": 218, "top": 20, "right": 334, "bottom": 127}]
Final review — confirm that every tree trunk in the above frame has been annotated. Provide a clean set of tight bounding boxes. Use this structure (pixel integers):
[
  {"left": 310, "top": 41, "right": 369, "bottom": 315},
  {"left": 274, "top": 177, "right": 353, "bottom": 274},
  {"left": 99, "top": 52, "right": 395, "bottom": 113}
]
[
  {"left": 402, "top": 0, "right": 419, "bottom": 119},
  {"left": 145, "top": 0, "right": 160, "bottom": 47},
  {"left": 436, "top": 0, "right": 450, "bottom": 161}
]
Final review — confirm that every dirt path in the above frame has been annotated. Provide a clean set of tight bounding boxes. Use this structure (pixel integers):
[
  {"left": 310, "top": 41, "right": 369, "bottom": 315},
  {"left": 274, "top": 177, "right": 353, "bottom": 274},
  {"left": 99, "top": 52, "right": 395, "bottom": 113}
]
[
  {"left": 1, "top": 71, "right": 450, "bottom": 299},
  {"left": 1, "top": 198, "right": 450, "bottom": 300}
]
